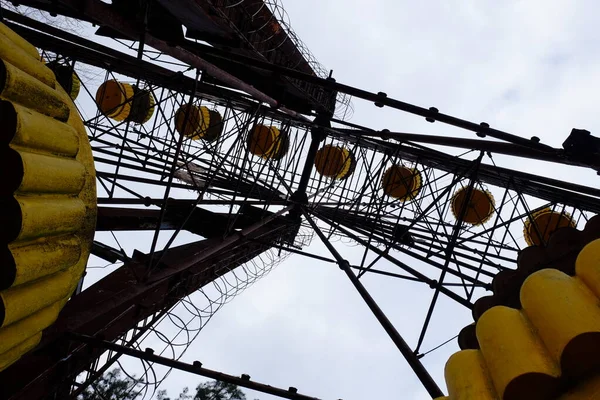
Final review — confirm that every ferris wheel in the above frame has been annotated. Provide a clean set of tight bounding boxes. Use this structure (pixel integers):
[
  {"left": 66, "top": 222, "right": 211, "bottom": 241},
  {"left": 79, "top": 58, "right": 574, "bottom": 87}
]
[{"left": 1, "top": 1, "right": 600, "bottom": 400}]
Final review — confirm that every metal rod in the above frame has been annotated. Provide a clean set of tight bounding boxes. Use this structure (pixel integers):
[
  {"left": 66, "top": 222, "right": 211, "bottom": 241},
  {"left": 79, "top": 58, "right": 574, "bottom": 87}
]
[
  {"left": 147, "top": 70, "right": 200, "bottom": 271},
  {"left": 336, "top": 129, "right": 577, "bottom": 166},
  {"left": 314, "top": 211, "right": 474, "bottom": 309},
  {"left": 70, "top": 334, "right": 323, "bottom": 400},
  {"left": 301, "top": 208, "right": 444, "bottom": 398},
  {"left": 59, "top": 0, "right": 308, "bottom": 120},
  {"left": 415, "top": 153, "right": 483, "bottom": 353}
]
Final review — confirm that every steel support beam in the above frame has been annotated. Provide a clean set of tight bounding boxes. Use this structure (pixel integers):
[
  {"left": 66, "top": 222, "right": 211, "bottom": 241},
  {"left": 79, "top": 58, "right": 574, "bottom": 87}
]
[
  {"left": 0, "top": 213, "right": 299, "bottom": 400},
  {"left": 336, "top": 129, "right": 587, "bottom": 168},
  {"left": 301, "top": 209, "right": 445, "bottom": 399},
  {"left": 7, "top": 10, "right": 600, "bottom": 212},
  {"left": 41, "top": 0, "right": 307, "bottom": 119},
  {"left": 96, "top": 205, "right": 272, "bottom": 237},
  {"left": 72, "top": 334, "right": 323, "bottom": 400},
  {"left": 11, "top": 0, "right": 595, "bottom": 166},
  {"left": 314, "top": 211, "right": 474, "bottom": 309}
]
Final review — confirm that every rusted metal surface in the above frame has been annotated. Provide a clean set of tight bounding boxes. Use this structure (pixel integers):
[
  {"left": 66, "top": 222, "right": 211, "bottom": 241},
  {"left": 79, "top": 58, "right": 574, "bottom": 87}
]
[{"left": 0, "top": 212, "right": 299, "bottom": 399}]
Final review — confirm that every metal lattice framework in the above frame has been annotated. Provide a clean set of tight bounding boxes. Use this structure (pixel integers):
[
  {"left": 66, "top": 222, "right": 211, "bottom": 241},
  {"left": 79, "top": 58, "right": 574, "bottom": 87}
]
[{"left": 0, "top": 1, "right": 599, "bottom": 400}]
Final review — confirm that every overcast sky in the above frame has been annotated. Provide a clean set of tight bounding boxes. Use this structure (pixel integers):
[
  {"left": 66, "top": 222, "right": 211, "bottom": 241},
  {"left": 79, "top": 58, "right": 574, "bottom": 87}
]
[{"left": 74, "top": 1, "right": 600, "bottom": 399}]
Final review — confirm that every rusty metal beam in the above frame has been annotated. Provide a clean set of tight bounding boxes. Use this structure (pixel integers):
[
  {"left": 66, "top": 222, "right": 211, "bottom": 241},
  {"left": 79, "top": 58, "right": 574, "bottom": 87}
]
[
  {"left": 72, "top": 334, "right": 324, "bottom": 400},
  {"left": 96, "top": 205, "right": 271, "bottom": 237},
  {"left": 0, "top": 212, "right": 299, "bottom": 400},
  {"left": 44, "top": 0, "right": 308, "bottom": 120}
]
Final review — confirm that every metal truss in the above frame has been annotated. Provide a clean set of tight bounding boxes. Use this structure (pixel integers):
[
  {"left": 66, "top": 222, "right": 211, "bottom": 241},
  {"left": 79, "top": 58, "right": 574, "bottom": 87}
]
[{"left": 1, "top": 2, "right": 599, "bottom": 399}]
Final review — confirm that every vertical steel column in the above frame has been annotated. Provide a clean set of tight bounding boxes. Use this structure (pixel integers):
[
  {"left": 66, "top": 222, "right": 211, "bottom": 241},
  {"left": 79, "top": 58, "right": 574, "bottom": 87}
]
[
  {"left": 301, "top": 209, "right": 444, "bottom": 399},
  {"left": 295, "top": 114, "right": 330, "bottom": 195}
]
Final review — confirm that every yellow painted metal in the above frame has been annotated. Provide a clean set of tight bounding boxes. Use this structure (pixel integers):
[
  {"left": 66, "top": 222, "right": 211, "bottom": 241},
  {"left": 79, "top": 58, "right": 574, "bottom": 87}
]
[
  {"left": 441, "top": 224, "right": 600, "bottom": 399},
  {"left": 13, "top": 196, "right": 86, "bottom": 242},
  {"left": 574, "top": 238, "right": 600, "bottom": 298},
  {"left": 314, "top": 145, "right": 355, "bottom": 180},
  {"left": 2, "top": 101, "right": 80, "bottom": 157},
  {"left": 445, "top": 350, "right": 497, "bottom": 400},
  {"left": 175, "top": 105, "right": 222, "bottom": 142},
  {"left": 523, "top": 208, "right": 576, "bottom": 247},
  {"left": 450, "top": 187, "right": 495, "bottom": 226},
  {"left": 95, "top": 80, "right": 155, "bottom": 123},
  {"left": 520, "top": 269, "right": 600, "bottom": 369},
  {"left": 15, "top": 151, "right": 86, "bottom": 194},
  {"left": 95, "top": 79, "right": 134, "bottom": 120},
  {"left": 0, "top": 32, "right": 55, "bottom": 88},
  {"left": 0, "top": 302, "right": 61, "bottom": 355},
  {"left": 70, "top": 72, "right": 81, "bottom": 100},
  {"left": 0, "top": 60, "right": 70, "bottom": 121},
  {"left": 477, "top": 306, "right": 559, "bottom": 399},
  {"left": 0, "top": 23, "right": 38, "bottom": 59},
  {"left": 7, "top": 236, "right": 81, "bottom": 288},
  {"left": 247, "top": 124, "right": 287, "bottom": 159},
  {"left": 0, "top": 23, "right": 96, "bottom": 370},
  {"left": 143, "top": 89, "right": 156, "bottom": 123},
  {"left": 559, "top": 373, "right": 600, "bottom": 400},
  {"left": 176, "top": 104, "right": 207, "bottom": 138},
  {"left": 1, "top": 269, "right": 72, "bottom": 326},
  {"left": 0, "top": 333, "right": 41, "bottom": 372},
  {"left": 381, "top": 165, "right": 422, "bottom": 201}
]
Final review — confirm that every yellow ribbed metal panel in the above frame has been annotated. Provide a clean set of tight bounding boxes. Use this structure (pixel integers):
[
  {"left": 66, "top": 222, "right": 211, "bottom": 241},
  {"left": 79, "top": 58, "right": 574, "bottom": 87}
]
[
  {"left": 0, "top": 32, "right": 55, "bottom": 88},
  {"left": 1, "top": 269, "right": 73, "bottom": 327},
  {"left": 12, "top": 151, "right": 86, "bottom": 194},
  {"left": 574, "top": 238, "right": 600, "bottom": 298},
  {"left": 13, "top": 196, "right": 86, "bottom": 242},
  {"left": 476, "top": 306, "right": 559, "bottom": 399},
  {"left": 1, "top": 101, "right": 80, "bottom": 157},
  {"left": 0, "top": 60, "right": 70, "bottom": 121},
  {"left": 0, "top": 22, "right": 96, "bottom": 371},
  {"left": 445, "top": 350, "right": 497, "bottom": 400},
  {"left": 0, "top": 302, "right": 61, "bottom": 355},
  {"left": 520, "top": 269, "right": 600, "bottom": 375},
  {"left": 0, "top": 23, "right": 38, "bottom": 59},
  {"left": 441, "top": 225, "right": 600, "bottom": 399},
  {"left": 5, "top": 236, "right": 81, "bottom": 288},
  {"left": 0, "top": 333, "right": 41, "bottom": 372}
]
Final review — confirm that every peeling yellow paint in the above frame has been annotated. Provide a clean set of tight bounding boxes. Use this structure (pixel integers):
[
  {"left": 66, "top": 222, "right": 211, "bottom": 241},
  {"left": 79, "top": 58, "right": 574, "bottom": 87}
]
[{"left": 0, "top": 22, "right": 96, "bottom": 371}]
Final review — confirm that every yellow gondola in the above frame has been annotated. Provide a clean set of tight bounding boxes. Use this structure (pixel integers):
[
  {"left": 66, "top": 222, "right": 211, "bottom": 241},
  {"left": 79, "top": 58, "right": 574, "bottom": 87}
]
[
  {"left": 95, "top": 79, "right": 155, "bottom": 124},
  {"left": 523, "top": 208, "right": 576, "bottom": 246},
  {"left": 451, "top": 187, "right": 495, "bottom": 225},
  {"left": 44, "top": 61, "right": 80, "bottom": 100},
  {"left": 314, "top": 144, "right": 356, "bottom": 180},
  {"left": 381, "top": 165, "right": 422, "bottom": 201},
  {"left": 175, "top": 104, "right": 223, "bottom": 142},
  {"left": 247, "top": 124, "right": 289, "bottom": 160}
]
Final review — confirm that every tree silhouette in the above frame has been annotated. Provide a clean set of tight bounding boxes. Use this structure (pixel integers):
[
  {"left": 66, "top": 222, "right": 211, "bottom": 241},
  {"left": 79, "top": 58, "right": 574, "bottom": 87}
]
[
  {"left": 78, "top": 368, "right": 142, "bottom": 400},
  {"left": 157, "top": 380, "right": 257, "bottom": 400}
]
